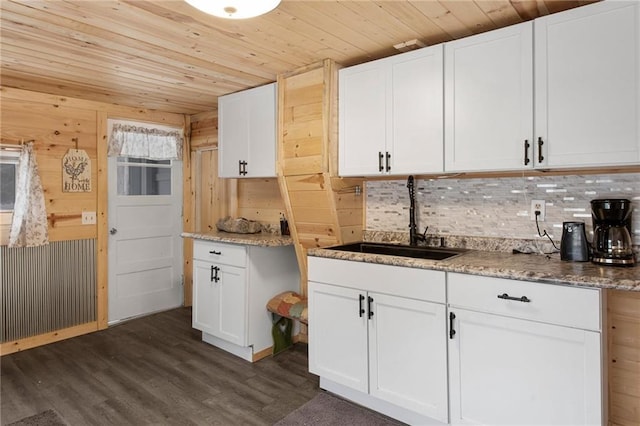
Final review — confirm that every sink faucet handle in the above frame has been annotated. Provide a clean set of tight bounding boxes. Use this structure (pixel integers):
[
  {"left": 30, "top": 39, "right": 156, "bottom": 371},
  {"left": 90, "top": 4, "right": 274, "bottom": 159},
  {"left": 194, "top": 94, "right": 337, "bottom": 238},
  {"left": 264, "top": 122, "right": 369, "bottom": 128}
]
[{"left": 421, "top": 227, "right": 429, "bottom": 239}]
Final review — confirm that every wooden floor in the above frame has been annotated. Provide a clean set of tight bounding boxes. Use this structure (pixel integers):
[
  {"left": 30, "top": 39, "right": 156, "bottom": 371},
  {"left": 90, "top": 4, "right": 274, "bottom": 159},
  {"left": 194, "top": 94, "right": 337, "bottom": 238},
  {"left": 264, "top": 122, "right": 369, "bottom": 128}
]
[{"left": 0, "top": 308, "right": 320, "bottom": 425}]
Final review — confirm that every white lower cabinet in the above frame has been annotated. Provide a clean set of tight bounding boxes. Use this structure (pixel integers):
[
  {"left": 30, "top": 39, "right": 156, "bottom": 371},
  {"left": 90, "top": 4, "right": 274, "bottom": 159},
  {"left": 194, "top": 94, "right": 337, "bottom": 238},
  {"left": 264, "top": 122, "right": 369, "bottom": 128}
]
[
  {"left": 193, "top": 260, "right": 246, "bottom": 346},
  {"left": 369, "top": 293, "right": 448, "bottom": 419},
  {"left": 308, "top": 256, "right": 449, "bottom": 424},
  {"left": 308, "top": 283, "right": 369, "bottom": 392},
  {"left": 308, "top": 257, "right": 604, "bottom": 426},
  {"left": 447, "top": 273, "right": 603, "bottom": 426},
  {"left": 192, "top": 240, "right": 299, "bottom": 362}
]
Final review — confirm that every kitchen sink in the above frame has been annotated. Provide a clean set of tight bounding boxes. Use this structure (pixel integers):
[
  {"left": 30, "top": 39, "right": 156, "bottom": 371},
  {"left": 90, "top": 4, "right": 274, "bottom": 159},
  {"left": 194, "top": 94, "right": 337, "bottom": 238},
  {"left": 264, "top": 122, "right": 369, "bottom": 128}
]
[{"left": 326, "top": 242, "right": 467, "bottom": 261}]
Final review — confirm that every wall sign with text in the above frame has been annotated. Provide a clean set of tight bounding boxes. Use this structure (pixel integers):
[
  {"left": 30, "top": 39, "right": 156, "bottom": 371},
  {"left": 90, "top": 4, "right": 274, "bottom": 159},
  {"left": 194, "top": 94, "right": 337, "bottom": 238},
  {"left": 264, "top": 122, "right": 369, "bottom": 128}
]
[{"left": 62, "top": 149, "right": 91, "bottom": 192}]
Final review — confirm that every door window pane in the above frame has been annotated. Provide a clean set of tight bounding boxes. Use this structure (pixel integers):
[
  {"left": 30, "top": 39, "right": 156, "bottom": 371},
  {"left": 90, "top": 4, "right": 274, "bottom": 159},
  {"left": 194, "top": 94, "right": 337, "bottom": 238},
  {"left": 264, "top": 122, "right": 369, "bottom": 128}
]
[{"left": 117, "top": 157, "right": 171, "bottom": 196}]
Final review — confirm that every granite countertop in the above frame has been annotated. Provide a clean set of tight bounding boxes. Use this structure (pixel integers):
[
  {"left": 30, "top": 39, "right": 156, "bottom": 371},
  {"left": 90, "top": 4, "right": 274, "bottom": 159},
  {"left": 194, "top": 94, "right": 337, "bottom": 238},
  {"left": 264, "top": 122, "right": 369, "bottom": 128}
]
[
  {"left": 307, "top": 246, "right": 640, "bottom": 292},
  {"left": 182, "top": 231, "right": 294, "bottom": 247}
]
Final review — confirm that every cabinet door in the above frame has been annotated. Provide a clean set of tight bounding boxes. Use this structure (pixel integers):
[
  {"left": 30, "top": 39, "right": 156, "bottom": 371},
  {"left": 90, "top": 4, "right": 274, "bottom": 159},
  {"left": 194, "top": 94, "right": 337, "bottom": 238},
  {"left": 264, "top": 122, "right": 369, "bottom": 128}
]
[
  {"left": 368, "top": 293, "right": 448, "bottom": 423},
  {"left": 192, "top": 260, "right": 217, "bottom": 335},
  {"left": 535, "top": 1, "right": 640, "bottom": 168},
  {"left": 215, "top": 264, "right": 247, "bottom": 346},
  {"left": 390, "top": 45, "right": 444, "bottom": 175},
  {"left": 308, "top": 281, "right": 368, "bottom": 393},
  {"left": 218, "top": 90, "right": 249, "bottom": 178},
  {"left": 192, "top": 260, "right": 247, "bottom": 345},
  {"left": 339, "top": 62, "right": 387, "bottom": 176},
  {"left": 246, "top": 83, "right": 277, "bottom": 177},
  {"left": 219, "top": 83, "right": 277, "bottom": 178},
  {"left": 445, "top": 22, "right": 533, "bottom": 172},
  {"left": 448, "top": 309, "right": 602, "bottom": 426}
]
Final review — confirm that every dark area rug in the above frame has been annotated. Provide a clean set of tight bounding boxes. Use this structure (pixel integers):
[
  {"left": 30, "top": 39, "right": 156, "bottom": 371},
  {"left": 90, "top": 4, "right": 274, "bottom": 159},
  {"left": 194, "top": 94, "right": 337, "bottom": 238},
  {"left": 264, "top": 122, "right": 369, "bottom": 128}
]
[
  {"left": 7, "top": 410, "right": 67, "bottom": 426},
  {"left": 273, "top": 391, "right": 405, "bottom": 425}
]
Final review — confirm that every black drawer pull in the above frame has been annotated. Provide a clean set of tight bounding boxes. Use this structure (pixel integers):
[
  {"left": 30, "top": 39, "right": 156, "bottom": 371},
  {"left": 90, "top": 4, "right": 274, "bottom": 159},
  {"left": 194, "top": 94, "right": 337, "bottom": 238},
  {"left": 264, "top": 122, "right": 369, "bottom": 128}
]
[
  {"left": 449, "top": 312, "right": 456, "bottom": 339},
  {"left": 497, "top": 293, "right": 531, "bottom": 303},
  {"left": 385, "top": 152, "right": 391, "bottom": 172},
  {"left": 378, "top": 152, "right": 384, "bottom": 172},
  {"left": 209, "top": 250, "right": 221, "bottom": 255},
  {"left": 359, "top": 294, "right": 365, "bottom": 318},
  {"left": 367, "top": 296, "right": 374, "bottom": 319},
  {"left": 523, "top": 139, "right": 530, "bottom": 165}
]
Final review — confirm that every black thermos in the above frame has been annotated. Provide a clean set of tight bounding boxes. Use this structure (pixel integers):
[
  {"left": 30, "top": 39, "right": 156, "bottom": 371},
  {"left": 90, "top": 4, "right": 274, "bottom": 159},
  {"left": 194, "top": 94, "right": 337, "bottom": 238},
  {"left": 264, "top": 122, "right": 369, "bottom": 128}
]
[{"left": 560, "top": 221, "right": 590, "bottom": 262}]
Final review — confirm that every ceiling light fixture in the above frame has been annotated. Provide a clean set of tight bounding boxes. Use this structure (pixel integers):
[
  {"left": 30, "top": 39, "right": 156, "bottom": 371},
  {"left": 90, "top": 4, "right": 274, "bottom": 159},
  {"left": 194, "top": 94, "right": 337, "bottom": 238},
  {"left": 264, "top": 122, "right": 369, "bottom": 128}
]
[{"left": 184, "top": 0, "right": 281, "bottom": 19}]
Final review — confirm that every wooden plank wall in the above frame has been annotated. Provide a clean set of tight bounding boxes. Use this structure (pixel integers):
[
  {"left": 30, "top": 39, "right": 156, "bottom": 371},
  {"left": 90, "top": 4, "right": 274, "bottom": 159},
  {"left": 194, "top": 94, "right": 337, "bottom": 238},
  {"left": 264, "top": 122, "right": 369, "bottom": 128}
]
[
  {"left": 1, "top": 95, "right": 98, "bottom": 242},
  {"left": 608, "top": 290, "right": 640, "bottom": 426},
  {"left": 237, "top": 179, "right": 285, "bottom": 227},
  {"left": 0, "top": 86, "right": 185, "bottom": 352},
  {"left": 277, "top": 60, "right": 364, "bottom": 299}
]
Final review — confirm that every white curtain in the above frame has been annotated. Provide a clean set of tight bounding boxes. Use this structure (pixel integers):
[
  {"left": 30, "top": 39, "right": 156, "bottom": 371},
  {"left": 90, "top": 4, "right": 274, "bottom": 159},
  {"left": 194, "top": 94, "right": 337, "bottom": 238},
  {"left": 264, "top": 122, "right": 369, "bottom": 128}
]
[
  {"left": 107, "top": 123, "right": 183, "bottom": 160},
  {"left": 9, "top": 142, "right": 49, "bottom": 248}
]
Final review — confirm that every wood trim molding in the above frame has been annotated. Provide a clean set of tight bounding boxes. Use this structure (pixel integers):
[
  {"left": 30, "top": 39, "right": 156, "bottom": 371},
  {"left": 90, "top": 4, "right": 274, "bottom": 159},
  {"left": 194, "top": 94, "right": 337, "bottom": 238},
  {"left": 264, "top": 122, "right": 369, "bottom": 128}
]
[
  {"left": 183, "top": 114, "right": 194, "bottom": 307},
  {"left": 96, "top": 111, "right": 109, "bottom": 330},
  {"left": 0, "top": 322, "right": 98, "bottom": 356}
]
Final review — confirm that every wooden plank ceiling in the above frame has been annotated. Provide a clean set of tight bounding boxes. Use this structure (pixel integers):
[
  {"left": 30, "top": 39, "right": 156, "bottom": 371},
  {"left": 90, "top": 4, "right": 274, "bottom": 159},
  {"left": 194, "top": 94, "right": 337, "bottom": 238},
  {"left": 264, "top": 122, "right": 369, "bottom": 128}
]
[{"left": 0, "top": 0, "right": 596, "bottom": 115}]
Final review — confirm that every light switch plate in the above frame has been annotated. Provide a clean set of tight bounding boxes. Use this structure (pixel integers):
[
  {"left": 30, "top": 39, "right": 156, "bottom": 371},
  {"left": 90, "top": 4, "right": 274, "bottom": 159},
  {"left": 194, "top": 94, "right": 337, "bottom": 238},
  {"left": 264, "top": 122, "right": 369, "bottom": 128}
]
[{"left": 82, "top": 211, "right": 96, "bottom": 225}]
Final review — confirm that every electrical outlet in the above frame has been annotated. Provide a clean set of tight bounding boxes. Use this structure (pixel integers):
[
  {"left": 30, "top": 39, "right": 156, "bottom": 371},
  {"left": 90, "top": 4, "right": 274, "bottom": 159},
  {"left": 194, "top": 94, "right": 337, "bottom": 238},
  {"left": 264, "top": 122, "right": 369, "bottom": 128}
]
[
  {"left": 530, "top": 200, "right": 545, "bottom": 221},
  {"left": 82, "top": 211, "right": 96, "bottom": 225}
]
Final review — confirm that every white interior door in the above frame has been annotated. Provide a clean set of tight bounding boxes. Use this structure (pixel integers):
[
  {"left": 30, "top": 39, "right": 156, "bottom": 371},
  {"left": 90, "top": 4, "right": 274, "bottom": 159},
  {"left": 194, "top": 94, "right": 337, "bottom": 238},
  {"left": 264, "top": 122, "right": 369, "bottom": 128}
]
[{"left": 107, "top": 124, "right": 183, "bottom": 324}]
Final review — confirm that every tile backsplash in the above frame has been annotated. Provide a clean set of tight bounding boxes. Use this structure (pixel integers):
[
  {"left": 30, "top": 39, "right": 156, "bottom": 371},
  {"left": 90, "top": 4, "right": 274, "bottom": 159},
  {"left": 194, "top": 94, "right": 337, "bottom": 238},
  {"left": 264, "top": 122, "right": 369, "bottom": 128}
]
[{"left": 366, "top": 173, "right": 640, "bottom": 246}]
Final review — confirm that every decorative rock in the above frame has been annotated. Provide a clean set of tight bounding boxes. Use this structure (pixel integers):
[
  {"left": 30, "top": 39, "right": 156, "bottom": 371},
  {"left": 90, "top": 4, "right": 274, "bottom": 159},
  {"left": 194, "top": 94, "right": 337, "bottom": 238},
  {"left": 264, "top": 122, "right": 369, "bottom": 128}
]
[{"left": 216, "top": 216, "right": 262, "bottom": 234}]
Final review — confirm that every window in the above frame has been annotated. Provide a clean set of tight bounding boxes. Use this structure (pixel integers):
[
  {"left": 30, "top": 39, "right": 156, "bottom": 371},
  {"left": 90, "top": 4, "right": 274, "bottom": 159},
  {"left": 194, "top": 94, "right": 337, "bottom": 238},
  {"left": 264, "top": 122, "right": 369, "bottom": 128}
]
[
  {"left": 0, "top": 150, "right": 20, "bottom": 242},
  {"left": 116, "top": 157, "right": 172, "bottom": 196},
  {"left": 1, "top": 153, "right": 18, "bottom": 210}
]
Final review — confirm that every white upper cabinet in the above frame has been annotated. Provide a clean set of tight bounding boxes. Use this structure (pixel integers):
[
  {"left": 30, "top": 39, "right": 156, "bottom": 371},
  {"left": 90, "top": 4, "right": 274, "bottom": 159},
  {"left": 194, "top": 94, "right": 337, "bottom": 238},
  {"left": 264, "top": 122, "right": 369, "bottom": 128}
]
[
  {"left": 444, "top": 22, "right": 533, "bottom": 172},
  {"left": 445, "top": 1, "right": 640, "bottom": 172},
  {"left": 339, "top": 45, "right": 444, "bottom": 176},
  {"left": 218, "top": 83, "right": 277, "bottom": 178},
  {"left": 534, "top": 1, "right": 640, "bottom": 168}
]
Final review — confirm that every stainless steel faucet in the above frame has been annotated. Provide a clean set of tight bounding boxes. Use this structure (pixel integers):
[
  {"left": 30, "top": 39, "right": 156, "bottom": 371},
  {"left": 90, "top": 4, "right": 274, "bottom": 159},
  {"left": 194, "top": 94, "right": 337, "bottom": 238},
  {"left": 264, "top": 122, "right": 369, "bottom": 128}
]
[{"left": 407, "top": 175, "right": 427, "bottom": 246}]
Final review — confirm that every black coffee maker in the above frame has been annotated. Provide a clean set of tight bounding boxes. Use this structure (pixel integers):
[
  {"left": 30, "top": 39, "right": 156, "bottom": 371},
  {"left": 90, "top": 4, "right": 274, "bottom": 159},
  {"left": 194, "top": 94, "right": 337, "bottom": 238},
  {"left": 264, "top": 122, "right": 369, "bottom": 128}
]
[{"left": 590, "top": 199, "right": 635, "bottom": 266}]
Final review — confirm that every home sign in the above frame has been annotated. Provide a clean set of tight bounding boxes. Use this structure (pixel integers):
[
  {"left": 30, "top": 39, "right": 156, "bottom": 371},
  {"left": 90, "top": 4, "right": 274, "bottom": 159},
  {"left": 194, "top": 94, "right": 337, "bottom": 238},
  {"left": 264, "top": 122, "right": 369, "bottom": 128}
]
[{"left": 62, "top": 149, "right": 91, "bottom": 192}]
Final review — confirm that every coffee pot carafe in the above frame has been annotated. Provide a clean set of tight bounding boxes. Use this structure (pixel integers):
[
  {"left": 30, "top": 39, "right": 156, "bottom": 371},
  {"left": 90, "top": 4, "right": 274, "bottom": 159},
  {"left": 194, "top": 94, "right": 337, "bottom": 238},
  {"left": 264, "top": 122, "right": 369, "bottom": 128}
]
[{"left": 590, "top": 199, "right": 635, "bottom": 266}]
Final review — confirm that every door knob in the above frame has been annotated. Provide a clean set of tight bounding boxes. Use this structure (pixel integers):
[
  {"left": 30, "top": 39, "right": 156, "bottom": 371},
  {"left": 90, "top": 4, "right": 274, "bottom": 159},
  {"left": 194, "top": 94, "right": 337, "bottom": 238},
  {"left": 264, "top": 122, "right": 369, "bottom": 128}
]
[{"left": 110, "top": 228, "right": 118, "bottom": 235}]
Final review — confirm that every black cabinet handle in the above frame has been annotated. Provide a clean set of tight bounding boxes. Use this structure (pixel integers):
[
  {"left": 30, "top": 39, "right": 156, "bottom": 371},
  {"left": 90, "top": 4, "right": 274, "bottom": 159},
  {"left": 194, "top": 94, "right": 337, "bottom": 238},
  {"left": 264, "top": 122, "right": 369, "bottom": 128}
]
[
  {"left": 378, "top": 152, "right": 384, "bottom": 172},
  {"left": 449, "top": 312, "right": 456, "bottom": 339},
  {"left": 385, "top": 152, "right": 391, "bottom": 172},
  {"left": 238, "top": 160, "right": 248, "bottom": 176},
  {"left": 523, "top": 139, "right": 530, "bottom": 165},
  {"left": 209, "top": 250, "right": 221, "bottom": 255},
  {"left": 359, "top": 294, "right": 365, "bottom": 318},
  {"left": 210, "top": 265, "right": 218, "bottom": 282},
  {"left": 537, "top": 137, "right": 544, "bottom": 163},
  {"left": 367, "top": 296, "right": 374, "bottom": 319},
  {"left": 497, "top": 293, "right": 531, "bottom": 303}
]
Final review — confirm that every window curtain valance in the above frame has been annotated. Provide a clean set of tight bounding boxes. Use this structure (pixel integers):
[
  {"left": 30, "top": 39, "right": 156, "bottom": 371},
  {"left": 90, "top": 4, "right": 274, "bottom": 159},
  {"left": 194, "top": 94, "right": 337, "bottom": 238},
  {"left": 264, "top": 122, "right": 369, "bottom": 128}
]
[{"left": 108, "top": 123, "right": 183, "bottom": 160}]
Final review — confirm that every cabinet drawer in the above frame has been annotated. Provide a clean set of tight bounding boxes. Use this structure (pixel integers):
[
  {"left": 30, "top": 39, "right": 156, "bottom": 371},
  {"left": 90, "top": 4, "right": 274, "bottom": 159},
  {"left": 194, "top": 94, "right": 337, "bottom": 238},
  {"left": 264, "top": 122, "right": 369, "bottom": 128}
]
[
  {"left": 308, "top": 256, "right": 446, "bottom": 303},
  {"left": 448, "top": 273, "right": 601, "bottom": 331},
  {"left": 193, "top": 240, "right": 246, "bottom": 267}
]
